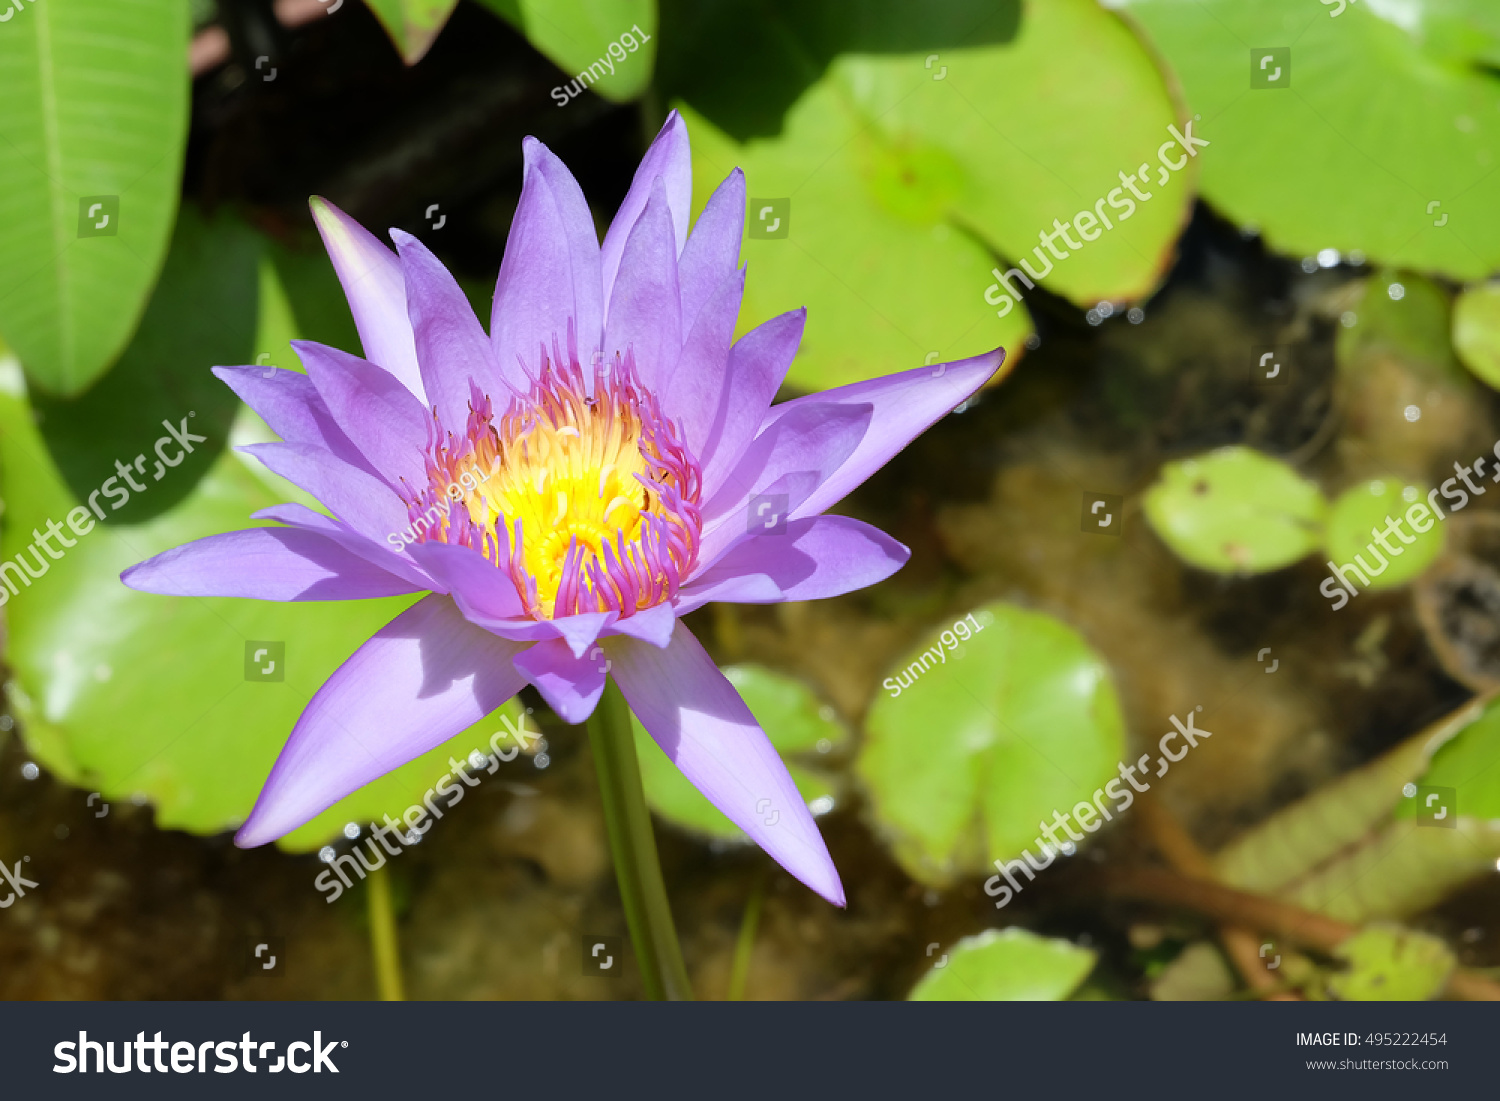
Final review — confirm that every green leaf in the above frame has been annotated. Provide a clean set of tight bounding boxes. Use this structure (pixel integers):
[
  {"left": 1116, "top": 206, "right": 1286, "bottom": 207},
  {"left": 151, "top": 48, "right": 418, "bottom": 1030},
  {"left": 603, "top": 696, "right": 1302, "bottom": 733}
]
[
  {"left": 1215, "top": 696, "right": 1500, "bottom": 922},
  {"left": 1143, "top": 446, "right": 1328, "bottom": 574},
  {"left": 1325, "top": 479, "right": 1444, "bottom": 591},
  {"left": 1400, "top": 694, "right": 1500, "bottom": 821},
  {"left": 857, "top": 603, "right": 1127, "bottom": 886},
  {"left": 0, "top": 0, "right": 190, "bottom": 395},
  {"left": 0, "top": 208, "right": 523, "bottom": 850},
  {"left": 1121, "top": 0, "right": 1500, "bottom": 279},
  {"left": 1453, "top": 281, "right": 1500, "bottom": 389},
  {"left": 908, "top": 927, "right": 1095, "bottom": 1000},
  {"left": 1327, "top": 925, "right": 1455, "bottom": 1002},
  {"left": 631, "top": 663, "right": 847, "bottom": 840},
  {"left": 1337, "top": 271, "right": 1466, "bottom": 379},
  {"left": 361, "top": 0, "right": 461, "bottom": 64},
  {"left": 474, "top": 0, "right": 656, "bottom": 100},
  {"left": 672, "top": 0, "right": 1190, "bottom": 390}
]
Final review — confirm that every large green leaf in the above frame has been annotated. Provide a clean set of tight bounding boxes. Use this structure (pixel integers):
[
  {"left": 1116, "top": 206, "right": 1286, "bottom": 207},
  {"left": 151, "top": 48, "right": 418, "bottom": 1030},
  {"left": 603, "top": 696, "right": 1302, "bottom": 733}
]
[
  {"left": 475, "top": 0, "right": 656, "bottom": 100},
  {"left": 0, "top": 0, "right": 189, "bottom": 395},
  {"left": 908, "top": 927, "right": 1095, "bottom": 1000},
  {"left": 0, "top": 208, "right": 523, "bottom": 850},
  {"left": 632, "top": 663, "right": 847, "bottom": 840},
  {"left": 1214, "top": 696, "right": 1500, "bottom": 922},
  {"left": 1121, "top": 0, "right": 1500, "bottom": 279},
  {"left": 672, "top": 0, "right": 1191, "bottom": 391},
  {"left": 1143, "top": 446, "right": 1328, "bottom": 575},
  {"left": 361, "top": 0, "right": 461, "bottom": 64},
  {"left": 858, "top": 603, "right": 1127, "bottom": 886}
]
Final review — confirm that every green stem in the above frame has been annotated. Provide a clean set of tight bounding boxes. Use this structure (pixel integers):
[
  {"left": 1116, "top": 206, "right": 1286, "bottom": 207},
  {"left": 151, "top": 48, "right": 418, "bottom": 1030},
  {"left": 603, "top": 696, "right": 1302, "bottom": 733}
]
[
  {"left": 727, "top": 875, "right": 765, "bottom": 1001},
  {"left": 366, "top": 864, "right": 406, "bottom": 1001},
  {"left": 587, "top": 681, "right": 693, "bottom": 1000}
]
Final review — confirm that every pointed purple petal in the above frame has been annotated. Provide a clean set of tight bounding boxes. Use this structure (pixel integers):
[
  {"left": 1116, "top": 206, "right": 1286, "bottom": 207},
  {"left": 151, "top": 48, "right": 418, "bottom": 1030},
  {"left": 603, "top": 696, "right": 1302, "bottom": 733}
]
[
  {"left": 550, "top": 610, "right": 616, "bottom": 658},
  {"left": 491, "top": 138, "right": 605, "bottom": 386},
  {"left": 601, "top": 110, "right": 690, "bottom": 302},
  {"left": 696, "top": 309, "right": 804, "bottom": 494},
  {"left": 253, "top": 502, "right": 435, "bottom": 591},
  {"left": 695, "top": 469, "right": 819, "bottom": 570},
  {"left": 677, "top": 516, "right": 908, "bottom": 613},
  {"left": 236, "top": 594, "right": 528, "bottom": 847},
  {"left": 677, "top": 167, "right": 744, "bottom": 337},
  {"left": 406, "top": 540, "right": 524, "bottom": 619},
  {"left": 663, "top": 267, "right": 744, "bottom": 457},
  {"left": 240, "top": 441, "right": 408, "bottom": 544},
  {"left": 295, "top": 340, "right": 430, "bottom": 489},
  {"left": 608, "top": 601, "right": 677, "bottom": 648},
  {"left": 608, "top": 625, "right": 845, "bottom": 906},
  {"left": 512, "top": 637, "right": 607, "bottom": 724},
  {"left": 602, "top": 178, "right": 681, "bottom": 393},
  {"left": 212, "top": 366, "right": 372, "bottom": 473},
  {"left": 766, "top": 348, "right": 1005, "bottom": 520},
  {"left": 702, "top": 400, "right": 871, "bottom": 522},
  {"left": 122, "top": 527, "right": 421, "bottom": 601},
  {"left": 391, "top": 229, "right": 501, "bottom": 431},
  {"left": 309, "top": 197, "right": 425, "bottom": 401}
]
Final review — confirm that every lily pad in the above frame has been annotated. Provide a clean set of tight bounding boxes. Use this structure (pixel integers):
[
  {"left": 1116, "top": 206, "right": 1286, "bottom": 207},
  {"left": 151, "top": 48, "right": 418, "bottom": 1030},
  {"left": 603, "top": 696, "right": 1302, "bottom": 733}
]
[
  {"left": 475, "top": 0, "right": 656, "bottom": 101},
  {"left": 631, "top": 663, "right": 847, "bottom": 840},
  {"left": 361, "top": 0, "right": 461, "bottom": 64},
  {"left": 858, "top": 603, "right": 1128, "bottom": 886},
  {"left": 1325, "top": 479, "right": 1444, "bottom": 591},
  {"left": 1453, "top": 281, "right": 1500, "bottom": 390},
  {"left": 1121, "top": 0, "right": 1500, "bottom": 279},
  {"left": 672, "top": 0, "right": 1192, "bottom": 390},
  {"left": 908, "top": 927, "right": 1096, "bottom": 1000},
  {"left": 1327, "top": 925, "right": 1455, "bottom": 1002},
  {"left": 1144, "top": 446, "right": 1328, "bottom": 574},
  {"left": 0, "top": 0, "right": 189, "bottom": 395},
  {"left": 0, "top": 209, "right": 525, "bottom": 851}
]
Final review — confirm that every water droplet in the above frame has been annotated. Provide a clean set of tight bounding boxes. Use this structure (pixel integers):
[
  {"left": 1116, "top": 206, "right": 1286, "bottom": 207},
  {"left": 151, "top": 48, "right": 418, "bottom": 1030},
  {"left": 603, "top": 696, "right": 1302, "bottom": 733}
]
[
  {"left": 1388, "top": 282, "right": 1406, "bottom": 300},
  {"left": 1317, "top": 248, "right": 1340, "bottom": 268},
  {"left": 318, "top": 846, "right": 336, "bottom": 863},
  {"left": 1127, "top": 307, "right": 1145, "bottom": 324},
  {"left": 1404, "top": 405, "right": 1421, "bottom": 422},
  {"left": 1403, "top": 782, "right": 1417, "bottom": 798},
  {"left": 342, "top": 822, "right": 360, "bottom": 840},
  {"left": 20, "top": 761, "right": 38, "bottom": 780}
]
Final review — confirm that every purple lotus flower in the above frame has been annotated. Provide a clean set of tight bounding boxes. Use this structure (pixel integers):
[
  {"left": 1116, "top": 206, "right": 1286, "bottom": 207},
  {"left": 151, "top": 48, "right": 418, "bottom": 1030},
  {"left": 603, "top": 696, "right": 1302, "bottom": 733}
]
[{"left": 122, "top": 112, "right": 1002, "bottom": 906}]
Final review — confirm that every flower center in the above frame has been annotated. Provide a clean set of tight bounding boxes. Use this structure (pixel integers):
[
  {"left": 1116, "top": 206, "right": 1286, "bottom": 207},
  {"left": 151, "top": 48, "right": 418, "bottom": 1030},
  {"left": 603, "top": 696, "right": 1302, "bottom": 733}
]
[{"left": 400, "top": 341, "right": 701, "bottom": 620}]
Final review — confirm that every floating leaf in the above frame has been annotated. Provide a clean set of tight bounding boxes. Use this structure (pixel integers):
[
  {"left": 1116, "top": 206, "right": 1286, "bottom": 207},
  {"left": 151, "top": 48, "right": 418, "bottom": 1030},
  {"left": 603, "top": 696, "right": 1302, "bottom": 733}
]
[
  {"left": 1143, "top": 446, "right": 1327, "bottom": 574},
  {"left": 1327, "top": 925, "right": 1455, "bottom": 1002},
  {"left": 1399, "top": 693, "right": 1500, "bottom": 821},
  {"left": 1121, "top": 0, "right": 1500, "bottom": 279},
  {"left": 908, "top": 927, "right": 1095, "bottom": 1000},
  {"left": 361, "top": 0, "right": 461, "bottom": 64},
  {"left": 0, "top": 209, "right": 524, "bottom": 850},
  {"left": 858, "top": 603, "right": 1127, "bottom": 886},
  {"left": 475, "top": 0, "right": 656, "bottom": 100},
  {"left": 1215, "top": 695, "right": 1500, "bottom": 922},
  {"left": 1324, "top": 479, "right": 1444, "bottom": 591},
  {"left": 632, "top": 664, "right": 847, "bottom": 840},
  {"left": 0, "top": 0, "right": 190, "bottom": 395},
  {"left": 1453, "top": 281, "right": 1500, "bottom": 390},
  {"left": 672, "top": 0, "right": 1190, "bottom": 390}
]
